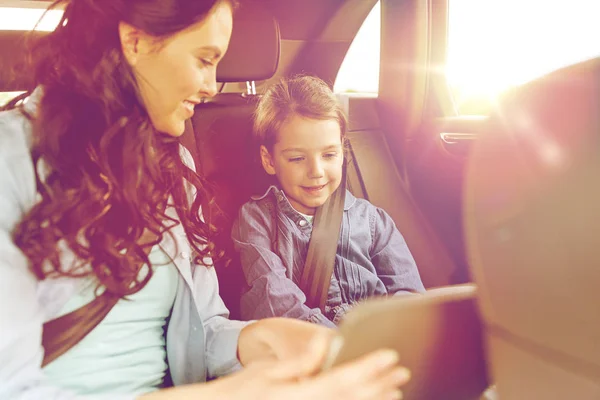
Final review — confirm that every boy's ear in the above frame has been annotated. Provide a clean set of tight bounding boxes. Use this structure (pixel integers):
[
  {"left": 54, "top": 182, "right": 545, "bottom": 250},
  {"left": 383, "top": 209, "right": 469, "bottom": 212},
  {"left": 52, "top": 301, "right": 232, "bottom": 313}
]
[{"left": 260, "top": 145, "right": 277, "bottom": 175}]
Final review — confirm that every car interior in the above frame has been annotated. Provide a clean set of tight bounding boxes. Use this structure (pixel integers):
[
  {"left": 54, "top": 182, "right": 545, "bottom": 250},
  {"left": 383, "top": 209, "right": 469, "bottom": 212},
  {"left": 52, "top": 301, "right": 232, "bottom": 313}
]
[{"left": 1, "top": 0, "right": 599, "bottom": 398}]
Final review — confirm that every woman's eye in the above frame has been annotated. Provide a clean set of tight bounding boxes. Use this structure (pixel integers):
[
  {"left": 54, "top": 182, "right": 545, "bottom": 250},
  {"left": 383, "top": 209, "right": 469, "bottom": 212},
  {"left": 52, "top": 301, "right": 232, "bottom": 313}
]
[{"left": 199, "top": 59, "right": 214, "bottom": 67}]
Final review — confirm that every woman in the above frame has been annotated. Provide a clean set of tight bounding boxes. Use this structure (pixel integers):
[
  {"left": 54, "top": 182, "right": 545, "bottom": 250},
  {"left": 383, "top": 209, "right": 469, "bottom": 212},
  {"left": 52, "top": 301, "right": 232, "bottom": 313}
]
[{"left": 0, "top": 0, "right": 410, "bottom": 399}]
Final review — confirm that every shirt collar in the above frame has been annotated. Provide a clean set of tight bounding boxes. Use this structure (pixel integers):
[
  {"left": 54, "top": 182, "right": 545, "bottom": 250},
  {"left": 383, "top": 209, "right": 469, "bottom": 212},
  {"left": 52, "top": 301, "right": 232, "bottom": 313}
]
[{"left": 252, "top": 185, "right": 356, "bottom": 212}]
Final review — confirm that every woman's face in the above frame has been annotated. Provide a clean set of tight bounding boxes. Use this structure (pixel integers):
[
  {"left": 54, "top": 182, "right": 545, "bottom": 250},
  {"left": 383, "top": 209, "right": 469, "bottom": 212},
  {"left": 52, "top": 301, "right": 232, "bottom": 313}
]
[{"left": 120, "top": 2, "right": 233, "bottom": 137}]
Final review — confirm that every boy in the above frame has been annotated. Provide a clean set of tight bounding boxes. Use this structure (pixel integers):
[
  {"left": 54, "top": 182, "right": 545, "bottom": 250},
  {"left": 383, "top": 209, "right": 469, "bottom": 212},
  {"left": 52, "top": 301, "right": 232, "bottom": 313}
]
[{"left": 232, "top": 75, "right": 424, "bottom": 327}]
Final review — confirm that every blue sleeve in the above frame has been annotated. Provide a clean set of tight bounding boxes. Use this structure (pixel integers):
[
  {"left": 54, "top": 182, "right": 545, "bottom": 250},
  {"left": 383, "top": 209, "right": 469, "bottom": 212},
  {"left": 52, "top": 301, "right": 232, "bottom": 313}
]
[
  {"left": 191, "top": 259, "right": 250, "bottom": 378},
  {"left": 369, "top": 207, "right": 426, "bottom": 294},
  {"left": 179, "top": 145, "right": 252, "bottom": 378},
  {"left": 231, "top": 202, "right": 336, "bottom": 328}
]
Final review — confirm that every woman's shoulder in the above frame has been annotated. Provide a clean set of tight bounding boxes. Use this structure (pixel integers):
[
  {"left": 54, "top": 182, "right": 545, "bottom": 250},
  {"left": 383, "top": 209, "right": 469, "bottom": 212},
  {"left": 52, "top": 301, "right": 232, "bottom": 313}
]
[
  {"left": 0, "top": 89, "right": 40, "bottom": 156},
  {"left": 0, "top": 107, "right": 38, "bottom": 226},
  {"left": 0, "top": 107, "right": 34, "bottom": 155}
]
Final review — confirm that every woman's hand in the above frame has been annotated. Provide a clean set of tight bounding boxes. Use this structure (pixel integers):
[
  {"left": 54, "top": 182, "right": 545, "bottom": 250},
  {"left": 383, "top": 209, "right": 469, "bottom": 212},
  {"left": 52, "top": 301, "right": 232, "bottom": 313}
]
[
  {"left": 211, "top": 349, "right": 409, "bottom": 400},
  {"left": 142, "top": 334, "right": 410, "bottom": 400},
  {"left": 237, "top": 317, "right": 335, "bottom": 366}
]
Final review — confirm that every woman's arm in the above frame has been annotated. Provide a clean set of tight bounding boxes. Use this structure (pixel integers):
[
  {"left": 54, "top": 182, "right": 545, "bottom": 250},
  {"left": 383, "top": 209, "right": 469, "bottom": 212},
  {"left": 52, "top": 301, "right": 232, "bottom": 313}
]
[
  {"left": 191, "top": 258, "right": 250, "bottom": 378},
  {"left": 140, "top": 335, "right": 409, "bottom": 400}
]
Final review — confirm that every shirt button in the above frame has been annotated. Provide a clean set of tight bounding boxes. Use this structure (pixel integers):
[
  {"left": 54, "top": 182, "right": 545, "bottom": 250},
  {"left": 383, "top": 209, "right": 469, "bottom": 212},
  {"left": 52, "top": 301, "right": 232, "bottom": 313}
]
[
  {"left": 298, "top": 219, "right": 308, "bottom": 227},
  {"left": 180, "top": 251, "right": 190, "bottom": 260}
]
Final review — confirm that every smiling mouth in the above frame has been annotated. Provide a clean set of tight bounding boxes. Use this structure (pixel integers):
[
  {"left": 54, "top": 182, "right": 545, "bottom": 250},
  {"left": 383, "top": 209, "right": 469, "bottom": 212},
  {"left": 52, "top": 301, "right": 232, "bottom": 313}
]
[
  {"left": 183, "top": 100, "right": 196, "bottom": 110},
  {"left": 302, "top": 184, "right": 326, "bottom": 192},
  {"left": 181, "top": 100, "right": 198, "bottom": 118}
]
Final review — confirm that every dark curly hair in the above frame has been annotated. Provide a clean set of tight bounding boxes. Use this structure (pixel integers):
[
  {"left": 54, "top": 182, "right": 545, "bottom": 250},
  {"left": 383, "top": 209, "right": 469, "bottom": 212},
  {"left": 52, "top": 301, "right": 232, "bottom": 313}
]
[{"left": 8, "top": 0, "right": 236, "bottom": 297}]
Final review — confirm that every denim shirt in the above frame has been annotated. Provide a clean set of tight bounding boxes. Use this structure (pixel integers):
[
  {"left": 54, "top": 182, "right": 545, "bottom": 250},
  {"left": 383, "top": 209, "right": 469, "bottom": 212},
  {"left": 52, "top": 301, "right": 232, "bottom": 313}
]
[
  {"left": 0, "top": 93, "right": 248, "bottom": 400},
  {"left": 232, "top": 186, "right": 425, "bottom": 328}
]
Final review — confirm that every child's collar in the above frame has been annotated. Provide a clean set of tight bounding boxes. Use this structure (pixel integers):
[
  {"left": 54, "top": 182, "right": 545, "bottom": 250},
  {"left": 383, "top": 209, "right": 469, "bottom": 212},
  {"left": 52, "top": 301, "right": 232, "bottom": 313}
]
[{"left": 251, "top": 185, "right": 356, "bottom": 211}]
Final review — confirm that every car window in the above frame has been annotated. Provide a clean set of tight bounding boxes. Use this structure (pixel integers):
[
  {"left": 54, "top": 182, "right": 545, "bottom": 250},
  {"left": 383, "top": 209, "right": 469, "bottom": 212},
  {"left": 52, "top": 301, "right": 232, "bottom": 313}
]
[
  {"left": 334, "top": 1, "right": 380, "bottom": 94},
  {"left": 0, "top": 5, "right": 62, "bottom": 106},
  {"left": 333, "top": 0, "right": 600, "bottom": 115},
  {"left": 447, "top": 0, "right": 600, "bottom": 115},
  {"left": 0, "top": 6, "right": 61, "bottom": 31}
]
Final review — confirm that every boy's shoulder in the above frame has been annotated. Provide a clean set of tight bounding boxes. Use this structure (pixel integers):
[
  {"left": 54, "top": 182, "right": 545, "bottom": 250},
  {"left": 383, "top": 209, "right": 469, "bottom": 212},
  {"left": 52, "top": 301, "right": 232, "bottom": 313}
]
[
  {"left": 244, "top": 185, "right": 279, "bottom": 208},
  {"left": 237, "top": 185, "right": 279, "bottom": 222},
  {"left": 345, "top": 191, "right": 380, "bottom": 214},
  {"left": 345, "top": 192, "right": 398, "bottom": 232},
  {"left": 237, "top": 188, "right": 386, "bottom": 222}
]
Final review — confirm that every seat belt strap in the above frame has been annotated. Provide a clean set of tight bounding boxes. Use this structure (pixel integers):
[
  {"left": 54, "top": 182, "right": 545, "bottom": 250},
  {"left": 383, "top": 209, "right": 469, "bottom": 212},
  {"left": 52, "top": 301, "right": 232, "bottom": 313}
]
[
  {"left": 300, "top": 164, "right": 347, "bottom": 312},
  {"left": 41, "top": 290, "right": 119, "bottom": 367}
]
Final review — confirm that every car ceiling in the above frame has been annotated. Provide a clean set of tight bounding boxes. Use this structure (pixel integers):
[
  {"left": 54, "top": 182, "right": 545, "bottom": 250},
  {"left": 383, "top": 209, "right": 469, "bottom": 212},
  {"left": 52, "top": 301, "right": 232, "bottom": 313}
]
[
  {"left": 242, "top": 0, "right": 378, "bottom": 87},
  {"left": 0, "top": 0, "right": 379, "bottom": 87}
]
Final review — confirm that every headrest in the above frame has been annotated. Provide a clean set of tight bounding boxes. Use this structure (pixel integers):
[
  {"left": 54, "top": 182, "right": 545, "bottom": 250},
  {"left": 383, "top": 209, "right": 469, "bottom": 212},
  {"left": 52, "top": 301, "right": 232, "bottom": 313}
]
[
  {"left": 0, "top": 30, "right": 45, "bottom": 92},
  {"left": 465, "top": 58, "right": 600, "bottom": 392},
  {"left": 0, "top": 5, "right": 280, "bottom": 91},
  {"left": 217, "top": 5, "right": 280, "bottom": 82}
]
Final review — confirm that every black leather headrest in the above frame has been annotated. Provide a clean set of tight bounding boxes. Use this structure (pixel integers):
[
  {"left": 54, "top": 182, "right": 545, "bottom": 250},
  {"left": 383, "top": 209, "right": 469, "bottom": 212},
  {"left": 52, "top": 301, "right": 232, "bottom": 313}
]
[
  {"left": 218, "top": 5, "right": 280, "bottom": 82},
  {"left": 0, "top": 30, "right": 44, "bottom": 92},
  {"left": 0, "top": 6, "right": 280, "bottom": 91}
]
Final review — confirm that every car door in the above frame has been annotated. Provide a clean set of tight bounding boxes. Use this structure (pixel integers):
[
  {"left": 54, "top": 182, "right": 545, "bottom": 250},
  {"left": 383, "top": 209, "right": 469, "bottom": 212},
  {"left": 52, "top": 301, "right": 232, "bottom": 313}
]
[{"left": 374, "top": 0, "right": 600, "bottom": 283}]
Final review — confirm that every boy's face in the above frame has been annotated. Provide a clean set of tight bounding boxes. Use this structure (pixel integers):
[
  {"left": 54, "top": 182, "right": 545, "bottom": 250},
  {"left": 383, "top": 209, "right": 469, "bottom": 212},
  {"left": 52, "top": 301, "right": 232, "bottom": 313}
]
[{"left": 260, "top": 114, "right": 344, "bottom": 216}]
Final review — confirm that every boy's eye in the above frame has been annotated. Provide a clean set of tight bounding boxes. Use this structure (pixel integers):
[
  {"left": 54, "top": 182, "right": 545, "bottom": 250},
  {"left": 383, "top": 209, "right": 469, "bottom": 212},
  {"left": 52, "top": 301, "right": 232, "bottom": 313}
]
[
  {"left": 288, "top": 157, "right": 304, "bottom": 163},
  {"left": 323, "top": 152, "right": 338, "bottom": 159}
]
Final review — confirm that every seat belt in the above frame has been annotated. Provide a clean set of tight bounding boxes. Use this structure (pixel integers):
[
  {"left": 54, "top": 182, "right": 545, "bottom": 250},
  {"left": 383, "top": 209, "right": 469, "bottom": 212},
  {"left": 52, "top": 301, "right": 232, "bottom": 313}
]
[
  {"left": 42, "top": 291, "right": 119, "bottom": 366},
  {"left": 299, "top": 163, "right": 347, "bottom": 312}
]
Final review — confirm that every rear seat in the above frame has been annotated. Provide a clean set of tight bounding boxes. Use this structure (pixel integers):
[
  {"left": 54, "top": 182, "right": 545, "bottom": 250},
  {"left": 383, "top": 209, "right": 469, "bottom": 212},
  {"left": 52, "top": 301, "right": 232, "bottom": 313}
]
[
  {"left": 182, "top": 6, "right": 280, "bottom": 318},
  {"left": 188, "top": 7, "right": 457, "bottom": 317},
  {"left": 337, "top": 94, "right": 458, "bottom": 289}
]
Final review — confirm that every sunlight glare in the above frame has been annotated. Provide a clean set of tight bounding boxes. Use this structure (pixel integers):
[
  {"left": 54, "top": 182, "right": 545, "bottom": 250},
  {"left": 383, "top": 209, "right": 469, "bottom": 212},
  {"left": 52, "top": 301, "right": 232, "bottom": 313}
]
[
  {"left": 0, "top": 7, "right": 63, "bottom": 31},
  {"left": 447, "top": 0, "right": 600, "bottom": 105}
]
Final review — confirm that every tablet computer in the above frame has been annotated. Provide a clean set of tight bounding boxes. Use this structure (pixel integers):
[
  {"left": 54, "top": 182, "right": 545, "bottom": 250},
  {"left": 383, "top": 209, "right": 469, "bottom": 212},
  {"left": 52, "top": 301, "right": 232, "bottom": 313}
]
[{"left": 322, "top": 285, "right": 489, "bottom": 400}]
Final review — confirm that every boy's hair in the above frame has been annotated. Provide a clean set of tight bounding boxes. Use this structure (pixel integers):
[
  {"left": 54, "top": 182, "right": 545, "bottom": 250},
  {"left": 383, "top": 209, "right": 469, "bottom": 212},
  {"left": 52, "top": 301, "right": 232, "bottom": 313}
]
[{"left": 253, "top": 75, "right": 348, "bottom": 150}]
